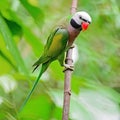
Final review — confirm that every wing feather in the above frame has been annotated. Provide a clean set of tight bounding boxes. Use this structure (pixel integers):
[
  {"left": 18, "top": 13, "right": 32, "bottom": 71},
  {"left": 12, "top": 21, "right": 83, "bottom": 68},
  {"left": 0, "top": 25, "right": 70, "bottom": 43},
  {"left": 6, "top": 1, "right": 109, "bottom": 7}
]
[
  {"left": 44, "top": 28, "right": 59, "bottom": 53},
  {"left": 33, "top": 27, "right": 69, "bottom": 72}
]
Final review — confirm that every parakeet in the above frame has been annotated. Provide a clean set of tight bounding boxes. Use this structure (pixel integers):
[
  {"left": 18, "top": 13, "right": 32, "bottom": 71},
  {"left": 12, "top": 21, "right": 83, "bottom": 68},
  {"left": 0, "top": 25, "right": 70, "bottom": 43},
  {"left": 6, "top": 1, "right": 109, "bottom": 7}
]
[{"left": 19, "top": 11, "right": 91, "bottom": 111}]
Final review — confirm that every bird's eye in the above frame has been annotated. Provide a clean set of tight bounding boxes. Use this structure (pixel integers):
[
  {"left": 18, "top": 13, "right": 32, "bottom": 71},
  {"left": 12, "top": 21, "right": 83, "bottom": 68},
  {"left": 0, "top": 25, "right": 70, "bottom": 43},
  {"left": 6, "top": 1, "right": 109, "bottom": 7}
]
[
  {"left": 79, "top": 16, "right": 91, "bottom": 24},
  {"left": 79, "top": 16, "right": 82, "bottom": 19},
  {"left": 79, "top": 16, "right": 87, "bottom": 22}
]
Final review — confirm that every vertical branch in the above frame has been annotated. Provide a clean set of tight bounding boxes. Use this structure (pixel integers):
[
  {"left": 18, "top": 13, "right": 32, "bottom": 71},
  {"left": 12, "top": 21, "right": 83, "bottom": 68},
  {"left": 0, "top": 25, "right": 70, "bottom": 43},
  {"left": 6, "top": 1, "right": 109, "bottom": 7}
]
[
  {"left": 71, "top": 0, "right": 78, "bottom": 14},
  {"left": 62, "top": 0, "right": 78, "bottom": 120}
]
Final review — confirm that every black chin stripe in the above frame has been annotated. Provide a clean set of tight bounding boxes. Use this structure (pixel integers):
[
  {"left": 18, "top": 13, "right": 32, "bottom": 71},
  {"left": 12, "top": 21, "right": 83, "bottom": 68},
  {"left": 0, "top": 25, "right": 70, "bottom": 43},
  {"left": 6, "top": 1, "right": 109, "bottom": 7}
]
[{"left": 70, "top": 19, "right": 82, "bottom": 30}]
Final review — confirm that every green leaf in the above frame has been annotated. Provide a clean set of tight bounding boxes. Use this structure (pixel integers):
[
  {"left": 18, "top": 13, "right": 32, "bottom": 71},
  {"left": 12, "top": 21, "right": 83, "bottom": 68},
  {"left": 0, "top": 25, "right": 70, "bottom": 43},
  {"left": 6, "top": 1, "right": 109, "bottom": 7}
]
[
  {"left": 19, "top": 94, "right": 54, "bottom": 120},
  {"left": 0, "top": 75, "right": 17, "bottom": 93},
  {"left": 4, "top": 18, "right": 22, "bottom": 37},
  {"left": 8, "top": 10, "right": 43, "bottom": 57},
  {"left": 20, "top": 0, "right": 44, "bottom": 27},
  {"left": 6, "top": 113, "right": 17, "bottom": 120},
  {"left": 23, "top": 26, "right": 43, "bottom": 56},
  {"left": 75, "top": 88, "right": 120, "bottom": 120},
  {"left": 0, "top": 50, "right": 17, "bottom": 71},
  {"left": 0, "top": 0, "right": 9, "bottom": 11},
  {"left": 0, "top": 13, "right": 28, "bottom": 74}
]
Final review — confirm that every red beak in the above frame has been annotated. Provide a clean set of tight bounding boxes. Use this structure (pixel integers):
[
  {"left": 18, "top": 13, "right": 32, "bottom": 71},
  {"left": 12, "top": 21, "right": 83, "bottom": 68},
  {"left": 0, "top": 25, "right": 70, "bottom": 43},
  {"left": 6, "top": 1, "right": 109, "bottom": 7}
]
[{"left": 81, "top": 22, "right": 89, "bottom": 31}]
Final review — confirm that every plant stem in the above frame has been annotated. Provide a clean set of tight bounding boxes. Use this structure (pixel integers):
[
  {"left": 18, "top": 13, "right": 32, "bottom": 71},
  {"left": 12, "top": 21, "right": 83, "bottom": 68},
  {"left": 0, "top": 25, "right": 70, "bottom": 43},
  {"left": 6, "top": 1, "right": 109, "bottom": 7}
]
[{"left": 62, "top": 0, "right": 78, "bottom": 120}]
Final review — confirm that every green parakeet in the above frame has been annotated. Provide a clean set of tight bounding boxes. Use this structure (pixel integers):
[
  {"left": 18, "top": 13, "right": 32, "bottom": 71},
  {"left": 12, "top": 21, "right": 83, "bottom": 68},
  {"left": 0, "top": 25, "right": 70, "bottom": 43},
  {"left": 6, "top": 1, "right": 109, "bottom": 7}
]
[{"left": 20, "top": 11, "right": 91, "bottom": 111}]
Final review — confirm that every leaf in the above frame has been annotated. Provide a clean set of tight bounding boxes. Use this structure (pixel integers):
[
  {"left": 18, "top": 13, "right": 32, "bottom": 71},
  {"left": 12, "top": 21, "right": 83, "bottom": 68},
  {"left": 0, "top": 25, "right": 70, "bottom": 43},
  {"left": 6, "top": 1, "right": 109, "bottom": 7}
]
[
  {"left": 20, "top": 0, "right": 44, "bottom": 27},
  {"left": 19, "top": 94, "right": 54, "bottom": 120},
  {"left": 0, "top": 13, "right": 28, "bottom": 74},
  {"left": 76, "top": 88, "right": 120, "bottom": 120},
  {"left": 0, "top": 75, "right": 17, "bottom": 93},
  {"left": 8, "top": 10, "right": 43, "bottom": 56},
  {"left": 0, "top": 0, "right": 9, "bottom": 11},
  {"left": 5, "top": 113, "right": 17, "bottom": 120},
  {"left": 4, "top": 18, "right": 22, "bottom": 37},
  {"left": 0, "top": 50, "right": 17, "bottom": 71},
  {"left": 23, "top": 26, "right": 43, "bottom": 56}
]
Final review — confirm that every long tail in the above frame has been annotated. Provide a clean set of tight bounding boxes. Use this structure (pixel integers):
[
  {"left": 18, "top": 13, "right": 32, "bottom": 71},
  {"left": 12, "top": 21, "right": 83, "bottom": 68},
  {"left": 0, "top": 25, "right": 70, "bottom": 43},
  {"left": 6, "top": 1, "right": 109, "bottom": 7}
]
[{"left": 19, "top": 63, "right": 49, "bottom": 112}]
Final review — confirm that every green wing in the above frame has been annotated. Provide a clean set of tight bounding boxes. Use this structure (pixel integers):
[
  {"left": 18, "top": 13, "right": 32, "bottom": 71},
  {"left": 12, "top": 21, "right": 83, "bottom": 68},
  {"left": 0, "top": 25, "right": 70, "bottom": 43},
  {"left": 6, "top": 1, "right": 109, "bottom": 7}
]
[
  {"left": 33, "top": 27, "right": 69, "bottom": 71},
  {"left": 45, "top": 28, "right": 69, "bottom": 57},
  {"left": 44, "top": 28, "right": 59, "bottom": 53}
]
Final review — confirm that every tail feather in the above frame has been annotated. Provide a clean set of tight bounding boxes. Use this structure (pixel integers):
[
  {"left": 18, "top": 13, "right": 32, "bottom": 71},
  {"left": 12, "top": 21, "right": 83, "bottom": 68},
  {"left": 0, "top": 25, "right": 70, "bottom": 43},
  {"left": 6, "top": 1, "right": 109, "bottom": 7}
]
[
  {"left": 32, "top": 56, "right": 50, "bottom": 72},
  {"left": 19, "top": 63, "right": 49, "bottom": 112},
  {"left": 32, "top": 60, "right": 40, "bottom": 67},
  {"left": 32, "top": 64, "right": 39, "bottom": 73}
]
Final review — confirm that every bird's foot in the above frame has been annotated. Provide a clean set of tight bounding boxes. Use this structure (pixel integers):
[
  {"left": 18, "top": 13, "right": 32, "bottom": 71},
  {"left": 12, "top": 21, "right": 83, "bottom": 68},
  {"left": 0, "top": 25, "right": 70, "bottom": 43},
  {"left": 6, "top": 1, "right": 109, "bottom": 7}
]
[
  {"left": 63, "top": 63, "right": 74, "bottom": 72},
  {"left": 70, "top": 44, "right": 75, "bottom": 49},
  {"left": 64, "top": 89, "right": 71, "bottom": 95}
]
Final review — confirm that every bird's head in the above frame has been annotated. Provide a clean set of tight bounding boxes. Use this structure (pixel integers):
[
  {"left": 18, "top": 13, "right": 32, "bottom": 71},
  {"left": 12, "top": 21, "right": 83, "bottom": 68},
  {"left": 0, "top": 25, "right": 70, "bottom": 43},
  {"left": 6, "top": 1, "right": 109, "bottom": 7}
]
[{"left": 70, "top": 11, "right": 92, "bottom": 31}]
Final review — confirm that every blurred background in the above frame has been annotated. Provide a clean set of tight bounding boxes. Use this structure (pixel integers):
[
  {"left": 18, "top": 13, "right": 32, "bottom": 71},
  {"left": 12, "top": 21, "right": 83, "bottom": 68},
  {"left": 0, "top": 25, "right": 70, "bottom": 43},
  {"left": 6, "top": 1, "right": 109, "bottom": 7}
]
[{"left": 0, "top": 0, "right": 120, "bottom": 120}]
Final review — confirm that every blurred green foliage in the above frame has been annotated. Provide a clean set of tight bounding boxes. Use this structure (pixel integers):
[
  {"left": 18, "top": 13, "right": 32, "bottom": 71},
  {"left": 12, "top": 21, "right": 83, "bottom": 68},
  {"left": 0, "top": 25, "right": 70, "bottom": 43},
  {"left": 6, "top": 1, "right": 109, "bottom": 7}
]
[{"left": 0, "top": 0, "right": 120, "bottom": 120}]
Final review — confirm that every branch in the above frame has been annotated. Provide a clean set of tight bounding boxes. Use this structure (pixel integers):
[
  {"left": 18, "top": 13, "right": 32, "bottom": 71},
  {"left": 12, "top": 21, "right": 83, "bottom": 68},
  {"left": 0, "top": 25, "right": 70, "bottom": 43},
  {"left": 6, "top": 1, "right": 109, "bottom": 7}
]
[
  {"left": 71, "top": 0, "right": 78, "bottom": 14},
  {"left": 62, "top": 0, "right": 78, "bottom": 120}
]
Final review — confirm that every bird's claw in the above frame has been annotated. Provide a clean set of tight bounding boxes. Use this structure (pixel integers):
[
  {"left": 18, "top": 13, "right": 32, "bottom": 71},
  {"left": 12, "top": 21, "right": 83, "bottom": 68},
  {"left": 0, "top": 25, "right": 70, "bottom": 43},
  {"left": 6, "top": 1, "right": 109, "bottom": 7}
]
[
  {"left": 63, "top": 64, "right": 74, "bottom": 72},
  {"left": 70, "top": 44, "right": 75, "bottom": 48}
]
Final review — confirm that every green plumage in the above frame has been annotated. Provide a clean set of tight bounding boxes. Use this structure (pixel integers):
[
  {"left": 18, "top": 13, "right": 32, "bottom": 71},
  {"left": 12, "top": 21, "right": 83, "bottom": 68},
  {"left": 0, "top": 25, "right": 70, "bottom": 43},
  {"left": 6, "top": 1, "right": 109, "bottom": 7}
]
[
  {"left": 33, "top": 27, "right": 69, "bottom": 70},
  {"left": 19, "top": 27, "right": 69, "bottom": 111}
]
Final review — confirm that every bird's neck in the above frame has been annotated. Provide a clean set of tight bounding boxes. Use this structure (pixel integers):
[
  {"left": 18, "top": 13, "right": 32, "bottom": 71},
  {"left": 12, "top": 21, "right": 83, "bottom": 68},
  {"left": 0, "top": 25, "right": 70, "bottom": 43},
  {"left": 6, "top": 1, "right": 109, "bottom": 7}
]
[
  {"left": 67, "top": 23, "right": 80, "bottom": 46},
  {"left": 70, "top": 19, "right": 82, "bottom": 31}
]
